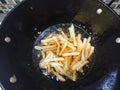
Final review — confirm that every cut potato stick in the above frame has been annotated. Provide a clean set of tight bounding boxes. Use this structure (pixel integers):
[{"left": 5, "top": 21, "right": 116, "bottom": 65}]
[
  {"left": 88, "top": 46, "right": 94, "bottom": 58},
  {"left": 45, "top": 51, "right": 53, "bottom": 59},
  {"left": 79, "top": 69, "right": 84, "bottom": 73},
  {"left": 85, "top": 43, "right": 91, "bottom": 59},
  {"left": 51, "top": 69, "right": 66, "bottom": 82},
  {"left": 56, "top": 74, "right": 66, "bottom": 82},
  {"left": 76, "top": 60, "right": 89, "bottom": 71},
  {"left": 64, "top": 56, "right": 72, "bottom": 71},
  {"left": 50, "top": 62, "right": 63, "bottom": 67},
  {"left": 44, "top": 57, "right": 64, "bottom": 64},
  {"left": 77, "top": 34, "right": 82, "bottom": 52},
  {"left": 71, "top": 55, "right": 81, "bottom": 67},
  {"left": 41, "top": 51, "right": 46, "bottom": 59},
  {"left": 63, "top": 48, "right": 73, "bottom": 53},
  {"left": 52, "top": 36, "right": 60, "bottom": 55},
  {"left": 61, "top": 31, "right": 68, "bottom": 40},
  {"left": 72, "top": 60, "right": 84, "bottom": 70},
  {"left": 59, "top": 42, "right": 68, "bottom": 56},
  {"left": 73, "top": 70, "right": 77, "bottom": 81},
  {"left": 47, "top": 63, "right": 51, "bottom": 73},
  {"left": 69, "top": 24, "right": 77, "bottom": 46},
  {"left": 64, "top": 57, "right": 68, "bottom": 71},
  {"left": 59, "top": 35, "right": 76, "bottom": 51},
  {"left": 87, "top": 37, "right": 91, "bottom": 43},
  {"left": 34, "top": 45, "right": 57, "bottom": 50},
  {"left": 62, "top": 52, "right": 80, "bottom": 56},
  {"left": 41, "top": 38, "right": 53, "bottom": 43}
]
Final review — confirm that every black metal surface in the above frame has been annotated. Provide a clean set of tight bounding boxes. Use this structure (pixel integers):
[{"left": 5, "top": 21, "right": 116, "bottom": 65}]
[
  {"left": 107, "top": 0, "right": 116, "bottom": 6},
  {"left": 0, "top": 0, "right": 120, "bottom": 90}
]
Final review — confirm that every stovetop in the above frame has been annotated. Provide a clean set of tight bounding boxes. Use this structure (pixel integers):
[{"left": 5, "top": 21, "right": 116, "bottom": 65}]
[{"left": 0, "top": 0, "right": 120, "bottom": 23}]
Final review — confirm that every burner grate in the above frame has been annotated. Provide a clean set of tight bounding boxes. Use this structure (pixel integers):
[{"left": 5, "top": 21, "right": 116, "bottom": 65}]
[{"left": 0, "top": 0, "right": 119, "bottom": 22}]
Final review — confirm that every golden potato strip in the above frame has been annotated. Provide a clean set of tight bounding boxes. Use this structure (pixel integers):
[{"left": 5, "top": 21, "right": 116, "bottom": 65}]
[
  {"left": 61, "top": 31, "right": 68, "bottom": 40},
  {"left": 58, "top": 35, "right": 67, "bottom": 42},
  {"left": 68, "top": 24, "right": 77, "bottom": 46},
  {"left": 81, "top": 38, "right": 87, "bottom": 61},
  {"left": 45, "top": 51, "right": 53, "bottom": 59},
  {"left": 50, "top": 62, "right": 63, "bottom": 67},
  {"left": 59, "top": 35, "right": 76, "bottom": 51},
  {"left": 34, "top": 46, "right": 41, "bottom": 50},
  {"left": 47, "top": 63, "right": 51, "bottom": 73},
  {"left": 87, "top": 37, "right": 91, "bottom": 43},
  {"left": 34, "top": 45, "right": 57, "bottom": 50},
  {"left": 64, "top": 56, "right": 72, "bottom": 71},
  {"left": 59, "top": 42, "right": 67, "bottom": 56},
  {"left": 72, "top": 60, "right": 84, "bottom": 70},
  {"left": 85, "top": 43, "right": 91, "bottom": 59},
  {"left": 62, "top": 52, "right": 80, "bottom": 56},
  {"left": 51, "top": 69, "right": 66, "bottom": 82},
  {"left": 41, "top": 38, "right": 53, "bottom": 43},
  {"left": 63, "top": 47, "right": 73, "bottom": 53},
  {"left": 67, "top": 56, "right": 72, "bottom": 69},
  {"left": 72, "top": 70, "right": 77, "bottom": 81},
  {"left": 57, "top": 66, "right": 66, "bottom": 74},
  {"left": 71, "top": 55, "right": 80, "bottom": 67},
  {"left": 44, "top": 58, "right": 64, "bottom": 64},
  {"left": 51, "top": 69, "right": 57, "bottom": 75},
  {"left": 56, "top": 74, "right": 66, "bottom": 82},
  {"left": 64, "top": 57, "right": 68, "bottom": 71},
  {"left": 46, "top": 33, "right": 54, "bottom": 39},
  {"left": 39, "top": 63, "right": 46, "bottom": 69},
  {"left": 52, "top": 36, "right": 60, "bottom": 55},
  {"left": 76, "top": 60, "right": 88, "bottom": 71},
  {"left": 77, "top": 34, "right": 82, "bottom": 52},
  {"left": 40, "top": 51, "right": 54, "bottom": 67},
  {"left": 88, "top": 46, "right": 94, "bottom": 58},
  {"left": 41, "top": 51, "right": 46, "bottom": 59}
]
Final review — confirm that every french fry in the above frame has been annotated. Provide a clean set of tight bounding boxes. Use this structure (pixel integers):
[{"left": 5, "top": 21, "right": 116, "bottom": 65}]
[
  {"left": 61, "top": 31, "right": 68, "bottom": 40},
  {"left": 50, "top": 62, "right": 63, "bottom": 67},
  {"left": 44, "top": 57, "right": 64, "bottom": 64},
  {"left": 41, "top": 38, "right": 53, "bottom": 43},
  {"left": 41, "top": 51, "right": 46, "bottom": 59},
  {"left": 71, "top": 60, "right": 84, "bottom": 70},
  {"left": 64, "top": 56, "right": 68, "bottom": 71},
  {"left": 69, "top": 24, "right": 77, "bottom": 46},
  {"left": 72, "top": 70, "right": 77, "bottom": 81},
  {"left": 51, "top": 69, "right": 66, "bottom": 82},
  {"left": 76, "top": 60, "right": 89, "bottom": 71},
  {"left": 52, "top": 36, "right": 60, "bottom": 55},
  {"left": 71, "top": 55, "right": 81, "bottom": 67},
  {"left": 47, "top": 63, "right": 51, "bottom": 73},
  {"left": 64, "top": 56, "right": 72, "bottom": 71},
  {"left": 59, "top": 35, "right": 76, "bottom": 51},
  {"left": 34, "top": 45, "right": 57, "bottom": 50},
  {"left": 88, "top": 46, "right": 94, "bottom": 58},
  {"left": 59, "top": 42, "right": 68, "bottom": 56},
  {"left": 77, "top": 34, "right": 82, "bottom": 52},
  {"left": 87, "top": 37, "right": 91, "bottom": 43},
  {"left": 56, "top": 74, "right": 66, "bottom": 82},
  {"left": 62, "top": 52, "right": 80, "bottom": 56},
  {"left": 85, "top": 43, "right": 91, "bottom": 59}
]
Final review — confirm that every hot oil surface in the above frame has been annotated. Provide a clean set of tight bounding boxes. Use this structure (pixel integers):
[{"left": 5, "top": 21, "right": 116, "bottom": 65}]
[{"left": 32, "top": 23, "right": 95, "bottom": 83}]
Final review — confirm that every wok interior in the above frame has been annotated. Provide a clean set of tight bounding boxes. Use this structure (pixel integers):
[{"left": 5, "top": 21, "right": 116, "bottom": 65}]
[
  {"left": 0, "top": 0, "right": 120, "bottom": 90},
  {"left": 33, "top": 23, "right": 95, "bottom": 82}
]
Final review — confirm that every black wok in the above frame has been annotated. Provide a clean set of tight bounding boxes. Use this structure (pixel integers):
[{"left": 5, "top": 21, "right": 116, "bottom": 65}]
[{"left": 0, "top": 0, "right": 120, "bottom": 90}]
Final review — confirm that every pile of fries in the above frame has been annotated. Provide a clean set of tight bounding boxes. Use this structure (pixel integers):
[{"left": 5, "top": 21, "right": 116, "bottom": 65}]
[{"left": 35, "top": 24, "right": 94, "bottom": 82}]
